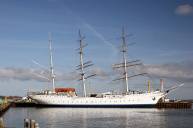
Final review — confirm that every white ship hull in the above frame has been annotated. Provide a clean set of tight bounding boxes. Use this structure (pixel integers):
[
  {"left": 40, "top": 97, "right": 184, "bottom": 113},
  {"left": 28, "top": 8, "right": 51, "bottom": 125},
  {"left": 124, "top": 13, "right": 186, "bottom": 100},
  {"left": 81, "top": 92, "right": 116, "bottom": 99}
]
[{"left": 29, "top": 91, "right": 164, "bottom": 108}]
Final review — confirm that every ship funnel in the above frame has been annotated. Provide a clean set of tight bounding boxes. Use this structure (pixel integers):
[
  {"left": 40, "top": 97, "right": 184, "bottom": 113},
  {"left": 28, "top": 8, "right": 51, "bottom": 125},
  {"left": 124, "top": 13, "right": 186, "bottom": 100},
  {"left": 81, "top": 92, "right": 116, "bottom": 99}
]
[
  {"left": 148, "top": 80, "right": 151, "bottom": 93},
  {"left": 160, "top": 79, "right": 164, "bottom": 92},
  {"left": 160, "top": 79, "right": 165, "bottom": 102}
]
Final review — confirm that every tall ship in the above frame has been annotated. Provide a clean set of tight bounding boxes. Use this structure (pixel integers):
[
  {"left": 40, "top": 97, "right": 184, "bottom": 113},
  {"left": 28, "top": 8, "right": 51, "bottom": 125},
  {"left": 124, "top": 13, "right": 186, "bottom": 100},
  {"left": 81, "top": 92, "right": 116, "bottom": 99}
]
[{"left": 28, "top": 29, "right": 169, "bottom": 107}]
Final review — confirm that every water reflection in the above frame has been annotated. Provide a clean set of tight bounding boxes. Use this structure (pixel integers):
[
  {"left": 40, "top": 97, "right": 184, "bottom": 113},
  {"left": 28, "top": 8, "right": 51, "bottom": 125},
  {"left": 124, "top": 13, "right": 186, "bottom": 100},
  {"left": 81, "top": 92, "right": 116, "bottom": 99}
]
[{"left": 2, "top": 108, "right": 193, "bottom": 128}]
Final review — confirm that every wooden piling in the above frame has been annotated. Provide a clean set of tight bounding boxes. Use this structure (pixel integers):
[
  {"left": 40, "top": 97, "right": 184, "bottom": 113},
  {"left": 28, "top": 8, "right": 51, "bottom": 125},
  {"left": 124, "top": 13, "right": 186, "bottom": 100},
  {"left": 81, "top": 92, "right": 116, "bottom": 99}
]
[
  {"left": 35, "top": 123, "right": 39, "bottom": 128},
  {"left": 30, "top": 120, "right": 36, "bottom": 128},
  {"left": 24, "top": 118, "right": 39, "bottom": 128},
  {"left": 24, "top": 118, "right": 30, "bottom": 128},
  {"left": 0, "top": 118, "right": 4, "bottom": 128}
]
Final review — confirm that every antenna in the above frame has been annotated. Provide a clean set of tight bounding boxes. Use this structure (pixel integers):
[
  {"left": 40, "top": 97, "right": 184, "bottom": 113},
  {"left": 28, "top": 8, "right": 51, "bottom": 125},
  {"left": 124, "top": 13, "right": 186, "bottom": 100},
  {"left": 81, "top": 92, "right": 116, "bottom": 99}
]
[
  {"left": 76, "top": 30, "right": 95, "bottom": 97},
  {"left": 48, "top": 32, "right": 56, "bottom": 92},
  {"left": 112, "top": 27, "right": 145, "bottom": 93}
]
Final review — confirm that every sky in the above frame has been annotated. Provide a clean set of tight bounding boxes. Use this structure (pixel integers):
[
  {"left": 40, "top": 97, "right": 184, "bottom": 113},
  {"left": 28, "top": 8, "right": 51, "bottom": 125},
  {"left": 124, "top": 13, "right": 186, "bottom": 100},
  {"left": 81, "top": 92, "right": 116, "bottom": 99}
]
[{"left": 0, "top": 0, "right": 193, "bottom": 99}]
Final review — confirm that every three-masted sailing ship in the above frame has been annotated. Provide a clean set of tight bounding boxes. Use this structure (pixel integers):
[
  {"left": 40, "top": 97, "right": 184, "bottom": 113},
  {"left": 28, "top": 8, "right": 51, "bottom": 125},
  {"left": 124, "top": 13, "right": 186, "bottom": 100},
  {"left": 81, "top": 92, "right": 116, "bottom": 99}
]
[{"left": 28, "top": 29, "right": 165, "bottom": 107}]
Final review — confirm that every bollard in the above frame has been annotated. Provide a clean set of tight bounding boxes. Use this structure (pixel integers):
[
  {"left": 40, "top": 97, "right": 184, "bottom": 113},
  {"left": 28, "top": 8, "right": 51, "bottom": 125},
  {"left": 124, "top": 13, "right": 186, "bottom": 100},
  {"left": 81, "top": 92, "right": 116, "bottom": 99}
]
[{"left": 30, "top": 119, "right": 36, "bottom": 128}]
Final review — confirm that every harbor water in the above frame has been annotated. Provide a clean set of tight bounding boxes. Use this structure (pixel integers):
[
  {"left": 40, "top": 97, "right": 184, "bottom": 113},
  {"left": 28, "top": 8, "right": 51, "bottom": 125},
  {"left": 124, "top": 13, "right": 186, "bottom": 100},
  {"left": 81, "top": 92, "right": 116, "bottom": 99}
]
[{"left": 2, "top": 107, "right": 193, "bottom": 128}]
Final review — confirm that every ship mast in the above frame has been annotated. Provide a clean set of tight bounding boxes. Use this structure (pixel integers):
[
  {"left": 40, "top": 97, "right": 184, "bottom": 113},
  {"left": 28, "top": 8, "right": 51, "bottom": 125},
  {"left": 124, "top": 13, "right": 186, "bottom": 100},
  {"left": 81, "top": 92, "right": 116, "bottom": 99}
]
[
  {"left": 121, "top": 28, "right": 129, "bottom": 92},
  {"left": 112, "top": 27, "right": 146, "bottom": 94},
  {"left": 76, "top": 30, "right": 96, "bottom": 97},
  {"left": 48, "top": 32, "right": 56, "bottom": 92},
  {"left": 79, "top": 31, "right": 87, "bottom": 97}
]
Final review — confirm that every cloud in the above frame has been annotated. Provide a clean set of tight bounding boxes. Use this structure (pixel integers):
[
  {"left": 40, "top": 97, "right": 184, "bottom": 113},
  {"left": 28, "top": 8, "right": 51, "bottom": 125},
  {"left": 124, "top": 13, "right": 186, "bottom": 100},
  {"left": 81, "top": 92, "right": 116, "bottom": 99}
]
[
  {"left": 175, "top": 4, "right": 193, "bottom": 16},
  {"left": 140, "top": 61, "right": 193, "bottom": 83},
  {"left": 0, "top": 67, "right": 109, "bottom": 82},
  {"left": 89, "top": 67, "right": 109, "bottom": 79},
  {"left": 0, "top": 68, "right": 46, "bottom": 82},
  {"left": 0, "top": 67, "right": 77, "bottom": 82},
  {"left": 1, "top": 61, "right": 192, "bottom": 84}
]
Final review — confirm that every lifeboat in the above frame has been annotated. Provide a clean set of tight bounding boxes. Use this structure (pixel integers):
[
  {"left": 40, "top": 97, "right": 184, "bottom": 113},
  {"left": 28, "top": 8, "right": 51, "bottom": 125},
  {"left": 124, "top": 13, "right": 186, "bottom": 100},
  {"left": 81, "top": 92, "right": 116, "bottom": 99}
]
[{"left": 55, "top": 88, "right": 75, "bottom": 93}]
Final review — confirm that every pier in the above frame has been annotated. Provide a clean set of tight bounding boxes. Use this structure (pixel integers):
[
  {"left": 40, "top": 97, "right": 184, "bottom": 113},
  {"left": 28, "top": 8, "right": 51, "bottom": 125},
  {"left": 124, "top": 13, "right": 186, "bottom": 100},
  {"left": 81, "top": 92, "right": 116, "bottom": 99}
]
[
  {"left": 0, "top": 103, "right": 10, "bottom": 116},
  {"left": 0, "top": 97, "right": 10, "bottom": 117},
  {"left": 156, "top": 101, "right": 192, "bottom": 109},
  {"left": 12, "top": 102, "right": 36, "bottom": 107}
]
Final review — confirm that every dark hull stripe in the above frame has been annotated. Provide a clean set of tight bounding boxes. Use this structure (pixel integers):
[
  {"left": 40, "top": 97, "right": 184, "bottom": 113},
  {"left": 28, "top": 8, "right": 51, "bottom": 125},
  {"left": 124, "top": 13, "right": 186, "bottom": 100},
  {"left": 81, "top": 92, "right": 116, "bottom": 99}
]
[{"left": 34, "top": 104, "right": 155, "bottom": 108}]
